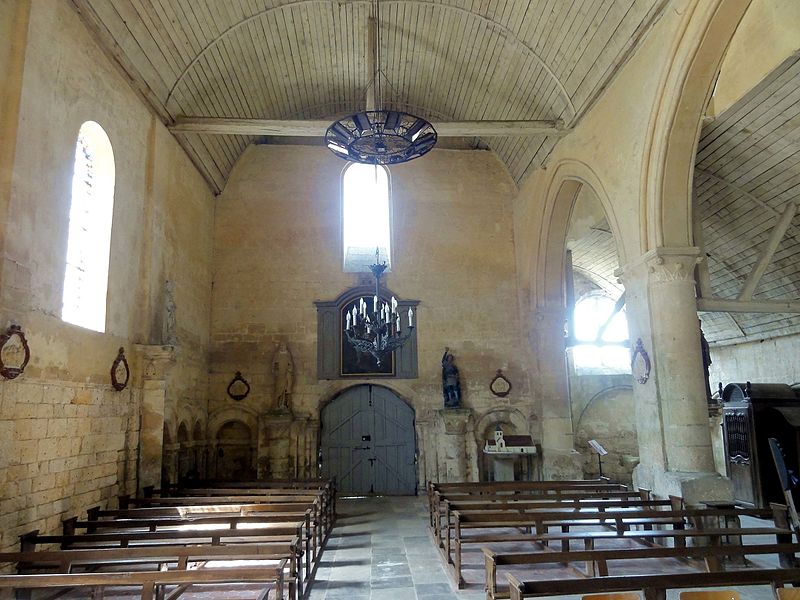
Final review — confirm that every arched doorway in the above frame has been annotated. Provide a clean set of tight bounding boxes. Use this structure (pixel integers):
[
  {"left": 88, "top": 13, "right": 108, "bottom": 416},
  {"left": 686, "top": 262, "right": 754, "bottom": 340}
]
[{"left": 320, "top": 385, "right": 416, "bottom": 495}]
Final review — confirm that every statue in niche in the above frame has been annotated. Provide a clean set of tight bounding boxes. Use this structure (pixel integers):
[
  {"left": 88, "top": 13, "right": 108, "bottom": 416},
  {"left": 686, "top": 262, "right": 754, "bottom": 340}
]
[
  {"left": 272, "top": 341, "right": 295, "bottom": 412},
  {"left": 163, "top": 280, "right": 178, "bottom": 346},
  {"left": 442, "top": 347, "right": 461, "bottom": 408}
]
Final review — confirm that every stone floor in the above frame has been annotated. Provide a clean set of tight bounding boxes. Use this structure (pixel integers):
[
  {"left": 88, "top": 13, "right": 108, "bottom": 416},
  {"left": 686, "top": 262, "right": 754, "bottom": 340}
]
[
  {"left": 308, "top": 495, "right": 482, "bottom": 600},
  {"left": 308, "top": 496, "right": 786, "bottom": 600}
]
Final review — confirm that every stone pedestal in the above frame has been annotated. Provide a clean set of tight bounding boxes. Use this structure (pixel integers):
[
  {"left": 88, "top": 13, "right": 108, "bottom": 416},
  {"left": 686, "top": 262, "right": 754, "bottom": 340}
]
[
  {"left": 621, "top": 248, "right": 732, "bottom": 503},
  {"left": 258, "top": 413, "right": 294, "bottom": 479},
  {"left": 134, "top": 344, "right": 175, "bottom": 490},
  {"left": 490, "top": 456, "right": 516, "bottom": 481},
  {"left": 436, "top": 408, "right": 473, "bottom": 482}
]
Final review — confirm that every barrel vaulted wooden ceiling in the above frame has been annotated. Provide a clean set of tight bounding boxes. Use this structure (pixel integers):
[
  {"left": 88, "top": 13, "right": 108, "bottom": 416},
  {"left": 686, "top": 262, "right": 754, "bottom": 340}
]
[
  {"left": 568, "top": 54, "right": 800, "bottom": 345},
  {"left": 71, "top": 0, "right": 668, "bottom": 193}
]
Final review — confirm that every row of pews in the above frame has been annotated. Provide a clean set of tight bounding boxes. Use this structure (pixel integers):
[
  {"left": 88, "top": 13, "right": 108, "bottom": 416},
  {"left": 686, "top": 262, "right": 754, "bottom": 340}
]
[
  {"left": 0, "top": 478, "right": 335, "bottom": 600},
  {"left": 427, "top": 479, "right": 800, "bottom": 600}
]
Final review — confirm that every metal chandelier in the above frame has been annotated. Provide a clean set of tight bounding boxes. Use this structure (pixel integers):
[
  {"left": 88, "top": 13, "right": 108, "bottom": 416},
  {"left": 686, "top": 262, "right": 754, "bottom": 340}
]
[
  {"left": 325, "top": 0, "right": 437, "bottom": 165},
  {"left": 344, "top": 249, "right": 414, "bottom": 366}
]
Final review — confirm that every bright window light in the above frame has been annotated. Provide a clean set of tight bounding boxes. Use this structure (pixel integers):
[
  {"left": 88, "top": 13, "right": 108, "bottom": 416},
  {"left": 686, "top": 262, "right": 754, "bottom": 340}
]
[
  {"left": 62, "top": 121, "right": 115, "bottom": 333},
  {"left": 572, "top": 294, "right": 631, "bottom": 375},
  {"left": 342, "top": 163, "right": 391, "bottom": 272}
]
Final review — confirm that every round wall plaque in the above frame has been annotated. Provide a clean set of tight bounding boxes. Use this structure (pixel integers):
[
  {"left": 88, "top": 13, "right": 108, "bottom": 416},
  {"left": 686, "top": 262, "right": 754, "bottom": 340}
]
[{"left": 490, "top": 369, "right": 512, "bottom": 397}]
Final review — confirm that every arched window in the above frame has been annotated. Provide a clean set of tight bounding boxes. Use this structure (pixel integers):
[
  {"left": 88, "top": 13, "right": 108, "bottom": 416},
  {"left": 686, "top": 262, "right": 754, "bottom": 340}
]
[
  {"left": 62, "top": 121, "right": 115, "bottom": 332},
  {"left": 342, "top": 163, "right": 391, "bottom": 272},
  {"left": 571, "top": 293, "right": 631, "bottom": 375}
]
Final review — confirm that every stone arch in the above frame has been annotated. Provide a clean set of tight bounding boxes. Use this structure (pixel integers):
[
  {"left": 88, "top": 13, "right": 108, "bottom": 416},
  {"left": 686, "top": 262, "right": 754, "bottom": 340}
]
[
  {"left": 535, "top": 159, "right": 626, "bottom": 310},
  {"left": 208, "top": 406, "right": 259, "bottom": 440},
  {"left": 642, "top": 0, "right": 752, "bottom": 249},
  {"left": 474, "top": 408, "right": 532, "bottom": 481}
]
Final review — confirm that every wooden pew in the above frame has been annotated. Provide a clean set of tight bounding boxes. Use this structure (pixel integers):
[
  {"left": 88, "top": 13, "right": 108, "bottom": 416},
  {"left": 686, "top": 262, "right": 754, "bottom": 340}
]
[
  {"left": 506, "top": 568, "right": 800, "bottom": 600},
  {"left": 436, "top": 497, "right": 673, "bottom": 549},
  {"left": 450, "top": 517, "right": 789, "bottom": 588},
  {"left": 19, "top": 523, "right": 311, "bottom": 579},
  {"left": 1, "top": 544, "right": 300, "bottom": 600},
  {"left": 484, "top": 543, "right": 800, "bottom": 600},
  {"left": 428, "top": 480, "right": 631, "bottom": 528},
  {"left": 64, "top": 509, "right": 316, "bottom": 579},
  {"left": 0, "top": 563, "right": 287, "bottom": 600}
]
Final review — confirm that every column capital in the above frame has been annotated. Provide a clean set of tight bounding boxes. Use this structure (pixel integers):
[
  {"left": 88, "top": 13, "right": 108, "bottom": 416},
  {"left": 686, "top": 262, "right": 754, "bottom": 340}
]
[
  {"left": 135, "top": 344, "right": 176, "bottom": 380},
  {"left": 437, "top": 408, "right": 473, "bottom": 435},
  {"left": 615, "top": 246, "right": 701, "bottom": 284}
]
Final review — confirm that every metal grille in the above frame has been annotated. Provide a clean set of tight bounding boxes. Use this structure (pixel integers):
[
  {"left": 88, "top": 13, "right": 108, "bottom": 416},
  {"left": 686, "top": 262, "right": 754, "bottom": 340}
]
[{"left": 725, "top": 411, "right": 750, "bottom": 463}]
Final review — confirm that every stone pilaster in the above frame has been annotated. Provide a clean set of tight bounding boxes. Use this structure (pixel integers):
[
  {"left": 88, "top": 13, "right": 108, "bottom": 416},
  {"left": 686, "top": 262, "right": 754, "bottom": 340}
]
[
  {"left": 436, "top": 408, "right": 473, "bottom": 482},
  {"left": 619, "top": 248, "right": 731, "bottom": 503},
  {"left": 530, "top": 307, "right": 582, "bottom": 479},
  {"left": 134, "top": 344, "right": 175, "bottom": 490}
]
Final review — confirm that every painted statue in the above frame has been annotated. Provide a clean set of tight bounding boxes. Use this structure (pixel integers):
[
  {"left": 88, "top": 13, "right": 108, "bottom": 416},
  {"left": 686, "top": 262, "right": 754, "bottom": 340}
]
[
  {"left": 442, "top": 347, "right": 461, "bottom": 408},
  {"left": 273, "top": 341, "right": 295, "bottom": 411}
]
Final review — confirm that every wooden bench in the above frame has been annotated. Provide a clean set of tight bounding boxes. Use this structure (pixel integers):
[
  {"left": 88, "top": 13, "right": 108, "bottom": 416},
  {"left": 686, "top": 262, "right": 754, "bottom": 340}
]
[
  {"left": 506, "top": 568, "right": 800, "bottom": 600},
  {"left": 428, "top": 480, "right": 631, "bottom": 528},
  {"left": 64, "top": 510, "right": 316, "bottom": 578},
  {"left": 484, "top": 542, "right": 800, "bottom": 600},
  {"left": 0, "top": 563, "right": 287, "bottom": 600},
  {"left": 20, "top": 522, "right": 309, "bottom": 580},
  {"left": 2, "top": 543, "right": 300, "bottom": 599},
  {"left": 451, "top": 523, "right": 792, "bottom": 587},
  {"left": 436, "top": 497, "right": 673, "bottom": 549}
]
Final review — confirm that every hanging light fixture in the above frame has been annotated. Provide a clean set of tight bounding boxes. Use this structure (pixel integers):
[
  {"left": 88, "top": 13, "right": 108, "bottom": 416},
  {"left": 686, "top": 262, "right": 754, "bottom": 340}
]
[
  {"left": 344, "top": 248, "right": 414, "bottom": 366},
  {"left": 326, "top": 0, "right": 437, "bottom": 165}
]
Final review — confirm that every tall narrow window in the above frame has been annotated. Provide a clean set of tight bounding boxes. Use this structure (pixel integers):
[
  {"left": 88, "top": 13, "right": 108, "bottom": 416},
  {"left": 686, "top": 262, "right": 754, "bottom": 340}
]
[
  {"left": 62, "top": 121, "right": 115, "bottom": 332},
  {"left": 342, "top": 163, "right": 391, "bottom": 272},
  {"left": 571, "top": 293, "right": 631, "bottom": 375}
]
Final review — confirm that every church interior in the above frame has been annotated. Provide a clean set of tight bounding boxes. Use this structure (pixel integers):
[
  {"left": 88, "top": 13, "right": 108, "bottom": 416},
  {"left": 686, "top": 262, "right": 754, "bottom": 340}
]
[{"left": 1, "top": 0, "right": 800, "bottom": 598}]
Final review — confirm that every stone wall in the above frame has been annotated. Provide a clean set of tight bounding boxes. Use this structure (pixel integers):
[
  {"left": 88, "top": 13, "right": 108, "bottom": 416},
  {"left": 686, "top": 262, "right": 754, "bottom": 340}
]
[
  {"left": 208, "top": 144, "right": 536, "bottom": 484},
  {"left": 708, "top": 335, "right": 800, "bottom": 389},
  {"left": 0, "top": 0, "right": 214, "bottom": 551}
]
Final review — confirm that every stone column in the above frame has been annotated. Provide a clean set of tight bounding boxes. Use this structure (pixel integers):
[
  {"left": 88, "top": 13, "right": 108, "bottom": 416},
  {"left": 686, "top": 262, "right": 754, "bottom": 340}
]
[
  {"left": 620, "top": 248, "right": 731, "bottom": 503},
  {"left": 530, "top": 307, "right": 582, "bottom": 479},
  {"left": 436, "top": 408, "right": 473, "bottom": 482},
  {"left": 134, "top": 344, "right": 175, "bottom": 491}
]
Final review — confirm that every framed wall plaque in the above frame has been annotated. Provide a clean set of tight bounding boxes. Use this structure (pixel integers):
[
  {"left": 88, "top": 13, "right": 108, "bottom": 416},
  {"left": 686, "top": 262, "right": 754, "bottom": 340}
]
[
  {"left": 631, "top": 337, "right": 651, "bottom": 385},
  {"left": 110, "top": 347, "right": 130, "bottom": 391},
  {"left": 227, "top": 371, "right": 251, "bottom": 401},
  {"left": 490, "top": 369, "right": 512, "bottom": 397},
  {"left": 0, "top": 324, "right": 30, "bottom": 380}
]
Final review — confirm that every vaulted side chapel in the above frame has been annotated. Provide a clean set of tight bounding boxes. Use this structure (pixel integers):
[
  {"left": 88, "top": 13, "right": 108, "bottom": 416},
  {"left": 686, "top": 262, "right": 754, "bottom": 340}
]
[{"left": 1, "top": 0, "right": 799, "bottom": 572}]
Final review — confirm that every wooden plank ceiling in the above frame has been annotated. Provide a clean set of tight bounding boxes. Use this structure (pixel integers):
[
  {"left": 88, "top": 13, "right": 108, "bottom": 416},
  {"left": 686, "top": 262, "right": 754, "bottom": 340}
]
[
  {"left": 695, "top": 54, "right": 800, "bottom": 344},
  {"left": 72, "top": 0, "right": 665, "bottom": 193},
  {"left": 568, "top": 54, "right": 800, "bottom": 346}
]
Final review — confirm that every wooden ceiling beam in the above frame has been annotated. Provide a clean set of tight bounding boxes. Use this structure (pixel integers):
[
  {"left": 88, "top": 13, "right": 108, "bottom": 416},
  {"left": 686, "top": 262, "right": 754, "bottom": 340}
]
[
  {"left": 169, "top": 117, "right": 570, "bottom": 138},
  {"left": 697, "top": 298, "right": 800, "bottom": 314}
]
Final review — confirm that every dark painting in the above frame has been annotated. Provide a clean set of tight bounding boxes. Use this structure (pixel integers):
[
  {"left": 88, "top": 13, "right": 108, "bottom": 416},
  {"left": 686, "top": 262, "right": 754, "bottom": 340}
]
[{"left": 340, "top": 299, "right": 394, "bottom": 376}]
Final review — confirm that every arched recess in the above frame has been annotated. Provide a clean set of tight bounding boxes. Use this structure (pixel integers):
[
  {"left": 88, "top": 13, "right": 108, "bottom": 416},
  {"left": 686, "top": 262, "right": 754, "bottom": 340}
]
[
  {"left": 473, "top": 408, "right": 531, "bottom": 482},
  {"left": 643, "top": 0, "right": 752, "bottom": 249},
  {"left": 215, "top": 420, "right": 256, "bottom": 481},
  {"left": 177, "top": 421, "right": 194, "bottom": 480}
]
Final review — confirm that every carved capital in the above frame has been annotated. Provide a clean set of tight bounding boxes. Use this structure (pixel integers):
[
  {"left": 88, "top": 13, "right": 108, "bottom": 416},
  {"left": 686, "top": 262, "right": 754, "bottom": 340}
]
[
  {"left": 134, "top": 344, "right": 176, "bottom": 381},
  {"left": 618, "top": 247, "right": 701, "bottom": 285},
  {"left": 437, "top": 407, "right": 473, "bottom": 435}
]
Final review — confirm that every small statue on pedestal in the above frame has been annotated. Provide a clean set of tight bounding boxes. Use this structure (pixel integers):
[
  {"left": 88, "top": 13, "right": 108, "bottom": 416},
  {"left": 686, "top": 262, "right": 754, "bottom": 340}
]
[
  {"left": 442, "top": 347, "right": 461, "bottom": 408},
  {"left": 163, "top": 280, "right": 177, "bottom": 346},
  {"left": 272, "top": 341, "right": 294, "bottom": 412}
]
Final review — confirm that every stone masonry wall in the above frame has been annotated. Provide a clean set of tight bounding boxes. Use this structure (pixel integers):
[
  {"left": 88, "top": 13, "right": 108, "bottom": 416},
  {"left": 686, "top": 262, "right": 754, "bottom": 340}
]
[
  {"left": 0, "top": 0, "right": 214, "bottom": 551},
  {"left": 209, "top": 144, "right": 537, "bottom": 484}
]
